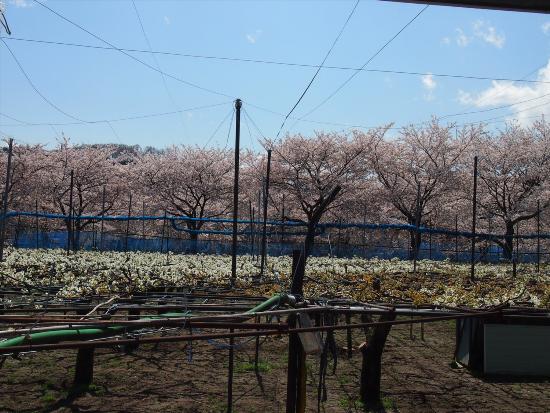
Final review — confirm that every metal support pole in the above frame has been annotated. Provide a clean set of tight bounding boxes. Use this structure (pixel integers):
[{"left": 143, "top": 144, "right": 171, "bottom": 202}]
[
  {"left": 160, "top": 210, "right": 167, "bottom": 254},
  {"left": 249, "top": 200, "right": 254, "bottom": 258},
  {"left": 227, "top": 98, "right": 241, "bottom": 413},
  {"left": 142, "top": 200, "right": 146, "bottom": 246},
  {"left": 67, "top": 170, "right": 74, "bottom": 255},
  {"left": 516, "top": 221, "right": 520, "bottom": 263},
  {"left": 259, "top": 149, "right": 272, "bottom": 279},
  {"left": 230, "top": 99, "right": 242, "bottom": 288},
  {"left": 455, "top": 214, "right": 459, "bottom": 262},
  {"left": 413, "top": 183, "right": 421, "bottom": 273},
  {"left": 470, "top": 156, "right": 478, "bottom": 282},
  {"left": 0, "top": 138, "right": 13, "bottom": 261},
  {"left": 100, "top": 185, "right": 106, "bottom": 251},
  {"left": 124, "top": 193, "right": 132, "bottom": 253},
  {"left": 281, "top": 194, "right": 285, "bottom": 250},
  {"left": 537, "top": 200, "right": 541, "bottom": 272},
  {"left": 35, "top": 199, "right": 39, "bottom": 249}
]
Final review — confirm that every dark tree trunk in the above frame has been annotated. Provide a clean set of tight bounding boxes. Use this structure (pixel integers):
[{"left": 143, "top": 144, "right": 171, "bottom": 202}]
[
  {"left": 360, "top": 311, "right": 396, "bottom": 406},
  {"left": 503, "top": 220, "right": 514, "bottom": 260},
  {"left": 408, "top": 220, "right": 422, "bottom": 261},
  {"left": 189, "top": 231, "right": 199, "bottom": 254}
]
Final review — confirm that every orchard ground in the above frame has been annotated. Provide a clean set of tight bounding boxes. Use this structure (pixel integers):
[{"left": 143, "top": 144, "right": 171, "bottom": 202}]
[{"left": 1, "top": 318, "right": 549, "bottom": 413}]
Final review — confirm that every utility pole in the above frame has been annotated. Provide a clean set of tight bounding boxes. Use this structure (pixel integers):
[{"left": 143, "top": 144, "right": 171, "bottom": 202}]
[
  {"left": 230, "top": 98, "right": 242, "bottom": 288},
  {"left": 470, "top": 156, "right": 478, "bottom": 282},
  {"left": 228, "top": 98, "right": 241, "bottom": 413},
  {"left": 0, "top": 138, "right": 13, "bottom": 261},
  {"left": 259, "top": 149, "right": 272, "bottom": 279}
]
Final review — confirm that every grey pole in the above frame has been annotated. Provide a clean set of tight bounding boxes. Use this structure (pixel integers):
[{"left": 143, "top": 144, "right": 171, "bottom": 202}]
[
  {"left": 259, "top": 149, "right": 272, "bottom": 279},
  {"left": 228, "top": 99, "right": 241, "bottom": 413},
  {"left": 230, "top": 98, "right": 242, "bottom": 288},
  {"left": 0, "top": 138, "right": 13, "bottom": 261},
  {"left": 67, "top": 170, "right": 74, "bottom": 255},
  {"left": 470, "top": 156, "right": 478, "bottom": 282}
]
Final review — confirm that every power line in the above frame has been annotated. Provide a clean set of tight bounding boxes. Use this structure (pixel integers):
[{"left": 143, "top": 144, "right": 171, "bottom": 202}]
[
  {"left": 32, "top": 0, "right": 234, "bottom": 100},
  {"left": 274, "top": 0, "right": 360, "bottom": 138},
  {"left": 0, "top": 37, "right": 87, "bottom": 122},
  {"left": 293, "top": 4, "right": 430, "bottom": 125},
  {"left": 4, "top": 36, "right": 549, "bottom": 86},
  {"left": 439, "top": 92, "right": 550, "bottom": 120},
  {"left": 0, "top": 102, "right": 231, "bottom": 127},
  {"left": 130, "top": 0, "right": 189, "bottom": 140},
  {"left": 203, "top": 107, "right": 234, "bottom": 149}
]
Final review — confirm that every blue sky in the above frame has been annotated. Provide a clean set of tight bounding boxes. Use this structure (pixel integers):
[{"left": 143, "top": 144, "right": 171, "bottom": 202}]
[{"left": 0, "top": 0, "right": 549, "bottom": 150}]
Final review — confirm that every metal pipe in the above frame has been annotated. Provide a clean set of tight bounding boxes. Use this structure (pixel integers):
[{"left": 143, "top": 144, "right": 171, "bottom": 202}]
[{"left": 0, "top": 310, "right": 505, "bottom": 354}]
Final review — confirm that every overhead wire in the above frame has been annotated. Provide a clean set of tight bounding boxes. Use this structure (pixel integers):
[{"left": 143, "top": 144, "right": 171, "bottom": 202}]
[
  {"left": 0, "top": 37, "right": 87, "bottom": 122},
  {"left": 0, "top": 102, "right": 231, "bottom": 127},
  {"left": 223, "top": 108, "right": 235, "bottom": 150},
  {"left": 288, "top": 4, "right": 430, "bottom": 132},
  {"left": 130, "top": 0, "right": 189, "bottom": 140},
  {"left": 32, "top": 0, "right": 234, "bottom": 100},
  {"left": 274, "top": 0, "right": 360, "bottom": 139},
  {"left": 3, "top": 36, "right": 550, "bottom": 85},
  {"left": 202, "top": 107, "right": 234, "bottom": 149}
]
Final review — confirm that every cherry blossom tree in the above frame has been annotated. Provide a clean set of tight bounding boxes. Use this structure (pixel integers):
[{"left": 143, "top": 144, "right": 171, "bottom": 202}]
[
  {"left": 472, "top": 119, "right": 550, "bottom": 259},
  {"left": 135, "top": 146, "right": 233, "bottom": 251},
  {"left": 267, "top": 131, "right": 369, "bottom": 292},
  {"left": 35, "top": 138, "right": 125, "bottom": 249},
  {"left": 365, "top": 120, "right": 479, "bottom": 259}
]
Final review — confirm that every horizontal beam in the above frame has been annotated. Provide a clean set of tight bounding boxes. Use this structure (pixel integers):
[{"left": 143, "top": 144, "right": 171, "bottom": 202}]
[{"left": 381, "top": 0, "right": 550, "bottom": 13}]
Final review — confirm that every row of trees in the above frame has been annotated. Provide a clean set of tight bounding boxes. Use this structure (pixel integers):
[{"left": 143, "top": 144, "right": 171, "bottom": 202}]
[{"left": 2, "top": 118, "right": 550, "bottom": 259}]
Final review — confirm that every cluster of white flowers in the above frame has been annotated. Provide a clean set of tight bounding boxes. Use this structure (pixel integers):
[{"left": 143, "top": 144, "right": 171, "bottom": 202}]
[{"left": 0, "top": 248, "right": 548, "bottom": 308}]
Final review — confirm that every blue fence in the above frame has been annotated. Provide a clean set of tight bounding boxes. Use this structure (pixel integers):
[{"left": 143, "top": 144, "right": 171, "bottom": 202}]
[{"left": 5, "top": 210, "right": 549, "bottom": 263}]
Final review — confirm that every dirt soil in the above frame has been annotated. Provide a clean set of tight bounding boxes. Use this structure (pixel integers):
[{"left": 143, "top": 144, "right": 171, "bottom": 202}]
[{"left": 0, "top": 319, "right": 549, "bottom": 413}]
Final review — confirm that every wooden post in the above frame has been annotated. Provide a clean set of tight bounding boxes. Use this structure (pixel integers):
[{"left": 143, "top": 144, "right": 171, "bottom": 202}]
[
  {"left": 346, "top": 314, "right": 353, "bottom": 359},
  {"left": 228, "top": 329, "right": 235, "bottom": 413},
  {"left": 0, "top": 138, "right": 13, "bottom": 262},
  {"left": 74, "top": 348, "right": 95, "bottom": 389},
  {"left": 360, "top": 310, "right": 396, "bottom": 406},
  {"left": 287, "top": 249, "right": 307, "bottom": 413}
]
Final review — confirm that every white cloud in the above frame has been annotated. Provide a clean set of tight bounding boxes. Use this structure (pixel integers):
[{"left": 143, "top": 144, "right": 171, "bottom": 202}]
[
  {"left": 163, "top": 16, "right": 170, "bottom": 25},
  {"left": 422, "top": 73, "right": 436, "bottom": 91},
  {"left": 473, "top": 20, "right": 505, "bottom": 48},
  {"left": 9, "top": 0, "right": 33, "bottom": 8},
  {"left": 457, "top": 59, "right": 550, "bottom": 125},
  {"left": 542, "top": 21, "right": 550, "bottom": 35},
  {"left": 421, "top": 73, "right": 437, "bottom": 101},
  {"left": 441, "top": 37, "right": 451, "bottom": 46},
  {"left": 246, "top": 29, "right": 262, "bottom": 44},
  {"left": 455, "top": 28, "right": 471, "bottom": 47}
]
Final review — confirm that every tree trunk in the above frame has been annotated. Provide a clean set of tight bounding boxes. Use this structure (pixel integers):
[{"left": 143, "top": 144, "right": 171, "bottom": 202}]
[
  {"left": 503, "top": 220, "right": 514, "bottom": 260},
  {"left": 360, "top": 311, "right": 396, "bottom": 406},
  {"left": 408, "top": 226, "right": 422, "bottom": 261},
  {"left": 189, "top": 231, "right": 199, "bottom": 254}
]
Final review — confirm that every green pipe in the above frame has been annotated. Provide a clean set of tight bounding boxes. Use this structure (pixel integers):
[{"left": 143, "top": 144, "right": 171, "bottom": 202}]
[
  {"left": 0, "top": 311, "right": 190, "bottom": 349},
  {"left": 245, "top": 293, "right": 288, "bottom": 314},
  {"left": 0, "top": 294, "right": 286, "bottom": 349}
]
